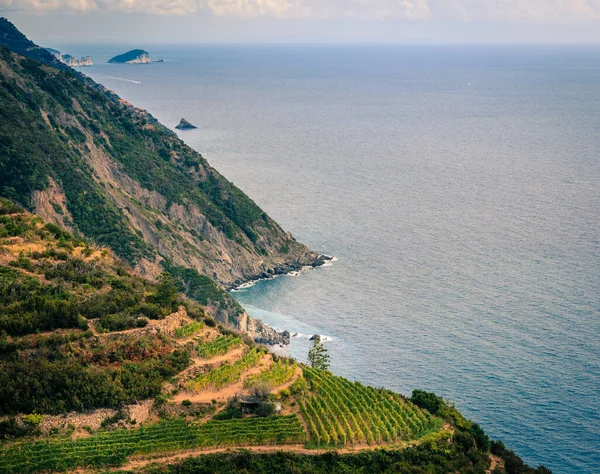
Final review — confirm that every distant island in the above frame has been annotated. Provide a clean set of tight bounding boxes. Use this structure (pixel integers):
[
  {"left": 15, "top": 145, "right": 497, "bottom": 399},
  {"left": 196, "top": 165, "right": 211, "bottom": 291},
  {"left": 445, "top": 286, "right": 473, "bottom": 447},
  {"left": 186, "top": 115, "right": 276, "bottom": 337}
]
[
  {"left": 175, "top": 118, "right": 198, "bottom": 130},
  {"left": 108, "top": 49, "right": 152, "bottom": 64},
  {"left": 46, "top": 47, "right": 93, "bottom": 66}
]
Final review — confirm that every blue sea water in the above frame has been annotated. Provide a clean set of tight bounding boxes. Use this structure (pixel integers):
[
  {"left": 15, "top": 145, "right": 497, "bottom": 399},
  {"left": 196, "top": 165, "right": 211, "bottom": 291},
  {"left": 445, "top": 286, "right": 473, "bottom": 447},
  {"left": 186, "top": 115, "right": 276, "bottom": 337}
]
[{"left": 66, "top": 44, "right": 600, "bottom": 473}]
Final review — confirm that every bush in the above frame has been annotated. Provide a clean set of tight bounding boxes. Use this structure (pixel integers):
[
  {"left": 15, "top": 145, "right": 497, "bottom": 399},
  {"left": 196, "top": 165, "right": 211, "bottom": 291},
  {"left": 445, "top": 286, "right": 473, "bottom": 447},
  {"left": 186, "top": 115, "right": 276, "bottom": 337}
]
[
  {"left": 410, "top": 389, "right": 443, "bottom": 415},
  {"left": 0, "top": 417, "right": 40, "bottom": 440},
  {"left": 491, "top": 439, "right": 505, "bottom": 456},
  {"left": 22, "top": 414, "right": 44, "bottom": 425},
  {"left": 470, "top": 422, "right": 490, "bottom": 451}
]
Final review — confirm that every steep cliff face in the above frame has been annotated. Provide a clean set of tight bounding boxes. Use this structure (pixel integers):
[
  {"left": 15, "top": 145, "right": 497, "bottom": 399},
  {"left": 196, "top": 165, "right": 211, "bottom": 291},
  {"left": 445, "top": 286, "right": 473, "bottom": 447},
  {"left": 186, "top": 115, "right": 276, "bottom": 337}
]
[
  {"left": 62, "top": 54, "right": 93, "bottom": 67},
  {"left": 0, "top": 20, "right": 321, "bottom": 341},
  {"left": 45, "top": 48, "right": 93, "bottom": 67}
]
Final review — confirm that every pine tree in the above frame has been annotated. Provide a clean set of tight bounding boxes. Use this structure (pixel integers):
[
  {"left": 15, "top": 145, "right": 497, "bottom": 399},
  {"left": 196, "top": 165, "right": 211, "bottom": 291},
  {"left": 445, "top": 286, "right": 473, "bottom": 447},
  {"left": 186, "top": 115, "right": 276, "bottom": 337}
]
[{"left": 307, "top": 336, "right": 330, "bottom": 371}]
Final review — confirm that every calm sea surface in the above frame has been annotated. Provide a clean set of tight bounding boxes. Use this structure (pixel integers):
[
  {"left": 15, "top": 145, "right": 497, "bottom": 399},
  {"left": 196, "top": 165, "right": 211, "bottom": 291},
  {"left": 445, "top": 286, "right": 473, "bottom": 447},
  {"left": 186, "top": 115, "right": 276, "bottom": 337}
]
[{"left": 65, "top": 44, "right": 600, "bottom": 473}]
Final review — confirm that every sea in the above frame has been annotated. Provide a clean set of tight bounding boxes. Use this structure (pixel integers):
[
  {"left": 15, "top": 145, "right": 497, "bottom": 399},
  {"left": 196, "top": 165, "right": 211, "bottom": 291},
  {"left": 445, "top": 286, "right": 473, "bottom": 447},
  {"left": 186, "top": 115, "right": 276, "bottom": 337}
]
[{"left": 59, "top": 43, "right": 600, "bottom": 473}]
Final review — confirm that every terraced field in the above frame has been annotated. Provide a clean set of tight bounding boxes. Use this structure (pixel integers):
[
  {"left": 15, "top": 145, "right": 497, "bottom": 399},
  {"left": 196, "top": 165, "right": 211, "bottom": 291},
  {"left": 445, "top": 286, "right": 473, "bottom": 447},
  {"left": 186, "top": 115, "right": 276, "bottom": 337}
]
[
  {"left": 174, "top": 321, "right": 204, "bottom": 338},
  {"left": 197, "top": 334, "right": 242, "bottom": 358},
  {"left": 0, "top": 416, "right": 305, "bottom": 473},
  {"left": 244, "top": 360, "right": 297, "bottom": 388},
  {"left": 299, "top": 367, "right": 442, "bottom": 447},
  {"left": 186, "top": 347, "right": 264, "bottom": 391}
]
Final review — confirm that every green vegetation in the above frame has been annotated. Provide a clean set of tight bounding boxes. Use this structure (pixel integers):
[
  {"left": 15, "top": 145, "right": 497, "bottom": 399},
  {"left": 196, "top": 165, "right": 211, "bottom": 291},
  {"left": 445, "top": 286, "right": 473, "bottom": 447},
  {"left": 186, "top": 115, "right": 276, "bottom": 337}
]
[
  {"left": 300, "top": 368, "right": 441, "bottom": 447},
  {"left": 132, "top": 441, "right": 487, "bottom": 474},
  {"left": 165, "top": 264, "right": 245, "bottom": 320},
  {"left": 175, "top": 321, "right": 204, "bottom": 338},
  {"left": 0, "top": 204, "right": 191, "bottom": 414},
  {"left": 187, "top": 347, "right": 263, "bottom": 391},
  {"left": 307, "top": 336, "right": 330, "bottom": 371},
  {"left": 409, "top": 390, "right": 552, "bottom": 474},
  {"left": 108, "top": 49, "right": 149, "bottom": 64},
  {"left": 0, "top": 331, "right": 190, "bottom": 414},
  {"left": 197, "top": 334, "right": 242, "bottom": 358},
  {"left": 244, "top": 360, "right": 297, "bottom": 389},
  {"left": 0, "top": 416, "right": 305, "bottom": 473}
]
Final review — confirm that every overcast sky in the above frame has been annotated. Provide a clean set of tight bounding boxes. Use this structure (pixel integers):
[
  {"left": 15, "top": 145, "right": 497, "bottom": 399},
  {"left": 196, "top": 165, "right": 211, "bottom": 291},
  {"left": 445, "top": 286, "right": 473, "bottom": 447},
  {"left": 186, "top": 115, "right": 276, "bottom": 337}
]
[{"left": 2, "top": 0, "right": 600, "bottom": 43}]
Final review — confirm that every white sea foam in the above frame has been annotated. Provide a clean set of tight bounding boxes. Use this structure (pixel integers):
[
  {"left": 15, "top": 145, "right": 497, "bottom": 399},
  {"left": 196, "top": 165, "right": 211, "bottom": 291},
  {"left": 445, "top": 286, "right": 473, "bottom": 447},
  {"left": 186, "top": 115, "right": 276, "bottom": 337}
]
[{"left": 229, "top": 255, "right": 336, "bottom": 292}]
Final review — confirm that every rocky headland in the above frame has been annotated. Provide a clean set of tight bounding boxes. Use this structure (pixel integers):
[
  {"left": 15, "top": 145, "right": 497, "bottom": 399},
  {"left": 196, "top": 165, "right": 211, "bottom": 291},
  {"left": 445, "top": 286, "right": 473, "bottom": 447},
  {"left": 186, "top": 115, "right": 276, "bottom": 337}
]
[{"left": 46, "top": 48, "right": 93, "bottom": 66}]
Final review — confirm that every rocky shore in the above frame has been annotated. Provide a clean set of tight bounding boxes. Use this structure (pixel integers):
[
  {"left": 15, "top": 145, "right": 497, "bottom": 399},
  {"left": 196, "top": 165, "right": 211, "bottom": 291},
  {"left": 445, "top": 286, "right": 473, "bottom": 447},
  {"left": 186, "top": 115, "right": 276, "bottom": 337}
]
[
  {"left": 226, "top": 254, "right": 333, "bottom": 347},
  {"left": 227, "top": 254, "right": 334, "bottom": 291}
]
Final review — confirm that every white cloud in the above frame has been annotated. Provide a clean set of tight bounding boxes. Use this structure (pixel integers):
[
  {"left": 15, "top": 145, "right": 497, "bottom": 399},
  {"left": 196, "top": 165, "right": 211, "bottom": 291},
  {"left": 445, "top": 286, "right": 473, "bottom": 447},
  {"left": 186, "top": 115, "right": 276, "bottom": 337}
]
[
  {"left": 342, "top": 0, "right": 432, "bottom": 20},
  {"left": 2, "top": 0, "right": 600, "bottom": 21},
  {"left": 205, "top": 0, "right": 312, "bottom": 18}
]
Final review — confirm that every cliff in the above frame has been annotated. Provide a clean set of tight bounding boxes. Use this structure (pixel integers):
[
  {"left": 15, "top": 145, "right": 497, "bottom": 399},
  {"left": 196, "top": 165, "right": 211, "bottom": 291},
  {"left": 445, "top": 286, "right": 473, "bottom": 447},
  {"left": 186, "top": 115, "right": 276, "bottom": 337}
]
[
  {"left": 61, "top": 54, "right": 93, "bottom": 67},
  {"left": 0, "top": 19, "right": 320, "bottom": 341},
  {"left": 46, "top": 49, "right": 94, "bottom": 67},
  {"left": 109, "top": 49, "right": 151, "bottom": 64}
]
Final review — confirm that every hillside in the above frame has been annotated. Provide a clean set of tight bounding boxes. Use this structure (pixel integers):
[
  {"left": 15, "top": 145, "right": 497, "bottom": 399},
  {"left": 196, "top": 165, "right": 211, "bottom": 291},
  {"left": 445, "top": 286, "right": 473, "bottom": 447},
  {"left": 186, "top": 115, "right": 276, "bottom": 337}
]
[
  {"left": 0, "top": 18, "right": 324, "bottom": 340},
  {"left": 0, "top": 201, "right": 550, "bottom": 473}
]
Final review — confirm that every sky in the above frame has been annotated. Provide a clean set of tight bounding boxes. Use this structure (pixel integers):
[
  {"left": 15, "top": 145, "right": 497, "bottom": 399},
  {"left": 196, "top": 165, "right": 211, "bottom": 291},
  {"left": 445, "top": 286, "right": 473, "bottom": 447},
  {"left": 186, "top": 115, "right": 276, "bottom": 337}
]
[{"left": 2, "top": 0, "right": 600, "bottom": 43}]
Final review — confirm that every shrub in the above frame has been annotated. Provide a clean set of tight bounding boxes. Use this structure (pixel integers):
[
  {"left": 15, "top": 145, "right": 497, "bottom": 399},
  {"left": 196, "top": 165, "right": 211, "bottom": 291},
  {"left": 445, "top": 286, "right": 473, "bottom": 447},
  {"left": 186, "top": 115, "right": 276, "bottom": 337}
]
[
  {"left": 411, "top": 390, "right": 443, "bottom": 415},
  {"left": 22, "top": 414, "right": 44, "bottom": 425}
]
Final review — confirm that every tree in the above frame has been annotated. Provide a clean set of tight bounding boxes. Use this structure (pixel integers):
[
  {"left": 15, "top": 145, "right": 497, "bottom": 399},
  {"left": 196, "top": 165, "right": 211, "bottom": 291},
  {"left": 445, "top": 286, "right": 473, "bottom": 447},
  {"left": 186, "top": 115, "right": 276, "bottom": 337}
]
[
  {"left": 155, "top": 272, "right": 177, "bottom": 306},
  {"left": 307, "top": 336, "right": 330, "bottom": 371}
]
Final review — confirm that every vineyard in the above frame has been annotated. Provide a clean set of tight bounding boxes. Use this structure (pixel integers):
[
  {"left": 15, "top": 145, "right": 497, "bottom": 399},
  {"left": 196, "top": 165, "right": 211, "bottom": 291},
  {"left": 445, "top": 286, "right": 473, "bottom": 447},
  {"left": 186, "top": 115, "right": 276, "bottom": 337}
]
[
  {"left": 187, "top": 347, "right": 263, "bottom": 391},
  {"left": 0, "top": 416, "right": 305, "bottom": 473},
  {"left": 299, "top": 368, "right": 442, "bottom": 447},
  {"left": 174, "top": 321, "right": 204, "bottom": 338},
  {"left": 244, "top": 360, "right": 297, "bottom": 389},
  {"left": 197, "top": 334, "right": 241, "bottom": 358}
]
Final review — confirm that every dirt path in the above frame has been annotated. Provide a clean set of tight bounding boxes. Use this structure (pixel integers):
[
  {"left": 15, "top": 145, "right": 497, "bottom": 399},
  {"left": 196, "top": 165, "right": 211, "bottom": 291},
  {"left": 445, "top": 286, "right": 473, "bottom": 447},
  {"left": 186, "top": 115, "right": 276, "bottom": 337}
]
[{"left": 105, "top": 428, "right": 447, "bottom": 473}]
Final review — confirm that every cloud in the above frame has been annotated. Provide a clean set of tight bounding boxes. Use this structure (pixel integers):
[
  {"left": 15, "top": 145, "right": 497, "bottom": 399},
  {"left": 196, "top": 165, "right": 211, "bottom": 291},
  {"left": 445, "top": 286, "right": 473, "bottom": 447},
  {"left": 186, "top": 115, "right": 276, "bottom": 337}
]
[
  {"left": 0, "top": 0, "right": 198, "bottom": 15},
  {"left": 2, "top": 0, "right": 600, "bottom": 21},
  {"left": 205, "top": 0, "right": 312, "bottom": 18}
]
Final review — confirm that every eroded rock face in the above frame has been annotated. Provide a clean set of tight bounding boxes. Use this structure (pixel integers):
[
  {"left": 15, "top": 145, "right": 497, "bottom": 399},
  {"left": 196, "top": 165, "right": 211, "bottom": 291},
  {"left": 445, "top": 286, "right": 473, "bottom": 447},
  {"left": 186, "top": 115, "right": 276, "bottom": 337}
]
[
  {"left": 62, "top": 55, "right": 93, "bottom": 67},
  {"left": 240, "top": 313, "right": 291, "bottom": 346},
  {"left": 45, "top": 48, "right": 93, "bottom": 67}
]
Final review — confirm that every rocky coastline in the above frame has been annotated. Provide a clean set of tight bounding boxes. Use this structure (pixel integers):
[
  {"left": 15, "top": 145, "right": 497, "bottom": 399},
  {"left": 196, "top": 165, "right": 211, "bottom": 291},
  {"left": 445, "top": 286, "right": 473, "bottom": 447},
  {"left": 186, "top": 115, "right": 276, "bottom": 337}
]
[
  {"left": 227, "top": 254, "right": 334, "bottom": 291},
  {"left": 226, "top": 254, "right": 333, "bottom": 347}
]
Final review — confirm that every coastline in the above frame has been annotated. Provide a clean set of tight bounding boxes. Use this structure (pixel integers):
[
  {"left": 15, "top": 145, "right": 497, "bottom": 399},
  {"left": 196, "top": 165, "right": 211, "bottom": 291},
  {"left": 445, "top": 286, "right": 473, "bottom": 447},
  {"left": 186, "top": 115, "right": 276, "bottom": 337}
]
[
  {"left": 227, "top": 254, "right": 335, "bottom": 347},
  {"left": 228, "top": 254, "right": 335, "bottom": 292}
]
